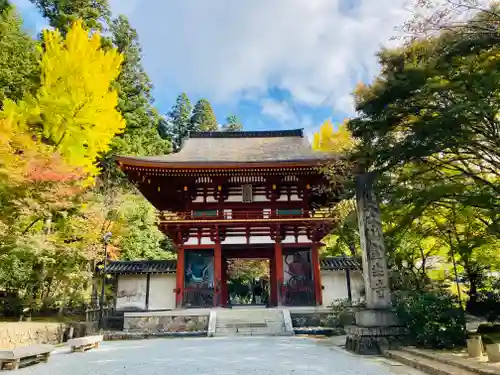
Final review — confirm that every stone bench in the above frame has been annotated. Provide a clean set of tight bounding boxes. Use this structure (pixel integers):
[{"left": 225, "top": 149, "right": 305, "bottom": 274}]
[
  {"left": 0, "top": 344, "right": 54, "bottom": 371},
  {"left": 67, "top": 335, "right": 103, "bottom": 353}
]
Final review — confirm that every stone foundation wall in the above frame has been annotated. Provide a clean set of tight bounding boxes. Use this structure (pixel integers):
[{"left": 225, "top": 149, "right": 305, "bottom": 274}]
[
  {"left": 0, "top": 322, "right": 66, "bottom": 349},
  {"left": 124, "top": 315, "right": 209, "bottom": 333},
  {"left": 290, "top": 313, "right": 330, "bottom": 328}
]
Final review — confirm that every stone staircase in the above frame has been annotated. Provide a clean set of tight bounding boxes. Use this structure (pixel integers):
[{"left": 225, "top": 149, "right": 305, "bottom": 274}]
[
  {"left": 384, "top": 347, "right": 494, "bottom": 375},
  {"left": 214, "top": 308, "right": 293, "bottom": 336}
]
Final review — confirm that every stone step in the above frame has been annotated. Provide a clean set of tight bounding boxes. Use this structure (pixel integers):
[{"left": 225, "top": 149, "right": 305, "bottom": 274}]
[
  {"left": 216, "top": 319, "right": 279, "bottom": 323},
  {"left": 400, "top": 347, "right": 499, "bottom": 375},
  {"left": 214, "top": 308, "right": 287, "bottom": 336},
  {"left": 217, "top": 314, "right": 279, "bottom": 319},
  {"left": 214, "top": 327, "right": 280, "bottom": 336},
  {"left": 384, "top": 350, "right": 477, "bottom": 375},
  {"left": 216, "top": 323, "right": 269, "bottom": 329}
]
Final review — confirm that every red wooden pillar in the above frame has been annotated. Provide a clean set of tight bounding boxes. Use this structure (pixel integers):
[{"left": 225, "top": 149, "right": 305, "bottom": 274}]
[
  {"left": 274, "top": 241, "right": 284, "bottom": 306},
  {"left": 311, "top": 243, "right": 323, "bottom": 306},
  {"left": 214, "top": 241, "right": 222, "bottom": 307},
  {"left": 175, "top": 246, "right": 185, "bottom": 308},
  {"left": 221, "top": 257, "right": 228, "bottom": 306},
  {"left": 269, "top": 254, "right": 276, "bottom": 306}
]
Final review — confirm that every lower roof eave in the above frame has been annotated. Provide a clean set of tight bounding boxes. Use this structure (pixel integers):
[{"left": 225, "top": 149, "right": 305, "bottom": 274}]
[{"left": 116, "top": 156, "right": 334, "bottom": 170}]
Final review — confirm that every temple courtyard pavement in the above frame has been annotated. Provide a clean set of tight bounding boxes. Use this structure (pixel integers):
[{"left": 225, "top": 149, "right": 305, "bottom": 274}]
[{"left": 16, "top": 336, "right": 425, "bottom": 375}]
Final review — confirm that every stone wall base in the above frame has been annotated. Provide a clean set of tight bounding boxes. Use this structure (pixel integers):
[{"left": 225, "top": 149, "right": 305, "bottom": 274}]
[
  {"left": 345, "top": 325, "right": 407, "bottom": 355},
  {"left": 124, "top": 314, "right": 209, "bottom": 333}
]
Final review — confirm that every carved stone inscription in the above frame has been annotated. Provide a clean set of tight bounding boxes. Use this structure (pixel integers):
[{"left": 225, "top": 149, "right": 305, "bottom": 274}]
[{"left": 355, "top": 172, "right": 391, "bottom": 309}]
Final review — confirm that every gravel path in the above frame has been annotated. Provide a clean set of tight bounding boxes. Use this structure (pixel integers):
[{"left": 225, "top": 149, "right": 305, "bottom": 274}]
[{"left": 17, "top": 336, "right": 425, "bottom": 375}]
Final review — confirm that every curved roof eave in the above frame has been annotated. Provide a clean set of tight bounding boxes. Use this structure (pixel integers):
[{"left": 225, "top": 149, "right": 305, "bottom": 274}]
[{"left": 115, "top": 156, "right": 338, "bottom": 170}]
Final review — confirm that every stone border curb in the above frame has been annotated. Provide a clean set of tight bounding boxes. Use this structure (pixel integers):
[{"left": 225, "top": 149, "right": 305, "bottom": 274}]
[
  {"left": 103, "top": 331, "right": 207, "bottom": 341},
  {"left": 293, "top": 328, "right": 343, "bottom": 336}
]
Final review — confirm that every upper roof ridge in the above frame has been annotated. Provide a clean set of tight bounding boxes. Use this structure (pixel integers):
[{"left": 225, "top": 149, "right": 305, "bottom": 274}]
[{"left": 189, "top": 129, "right": 304, "bottom": 139}]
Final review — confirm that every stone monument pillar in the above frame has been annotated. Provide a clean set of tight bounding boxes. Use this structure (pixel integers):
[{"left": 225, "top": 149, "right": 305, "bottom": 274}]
[{"left": 345, "top": 172, "right": 405, "bottom": 354}]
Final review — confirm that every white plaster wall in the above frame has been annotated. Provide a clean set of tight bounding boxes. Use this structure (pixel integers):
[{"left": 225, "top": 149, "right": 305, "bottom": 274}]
[
  {"left": 321, "top": 270, "right": 365, "bottom": 307},
  {"left": 148, "top": 274, "right": 176, "bottom": 310},
  {"left": 116, "top": 275, "right": 147, "bottom": 311}
]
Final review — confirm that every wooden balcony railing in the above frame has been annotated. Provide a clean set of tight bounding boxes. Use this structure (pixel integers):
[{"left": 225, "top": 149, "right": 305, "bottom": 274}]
[{"left": 160, "top": 208, "right": 334, "bottom": 222}]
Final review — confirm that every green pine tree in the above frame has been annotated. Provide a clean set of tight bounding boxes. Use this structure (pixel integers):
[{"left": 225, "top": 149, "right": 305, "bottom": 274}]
[
  {"left": 165, "top": 92, "right": 193, "bottom": 151},
  {"left": 109, "top": 15, "right": 170, "bottom": 156},
  {"left": 222, "top": 115, "right": 243, "bottom": 131},
  {"left": 0, "top": 4, "right": 40, "bottom": 104},
  {"left": 29, "top": 0, "right": 111, "bottom": 34},
  {"left": 0, "top": 0, "right": 10, "bottom": 12},
  {"left": 191, "top": 99, "right": 218, "bottom": 131}
]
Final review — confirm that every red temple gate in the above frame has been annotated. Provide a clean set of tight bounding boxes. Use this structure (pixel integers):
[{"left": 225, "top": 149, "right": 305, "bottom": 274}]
[{"left": 117, "top": 129, "right": 338, "bottom": 308}]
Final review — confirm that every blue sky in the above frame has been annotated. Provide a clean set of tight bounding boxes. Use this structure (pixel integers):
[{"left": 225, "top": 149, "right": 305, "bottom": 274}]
[{"left": 11, "top": 0, "right": 408, "bottom": 136}]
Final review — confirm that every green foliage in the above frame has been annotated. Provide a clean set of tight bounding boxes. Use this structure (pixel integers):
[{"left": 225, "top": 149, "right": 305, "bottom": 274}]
[
  {"left": 470, "top": 278, "right": 500, "bottom": 322},
  {"left": 164, "top": 92, "right": 194, "bottom": 151},
  {"left": 477, "top": 323, "right": 500, "bottom": 335},
  {"left": 29, "top": 0, "right": 111, "bottom": 34},
  {"left": 191, "top": 99, "right": 218, "bottom": 131},
  {"left": 222, "top": 115, "right": 243, "bottom": 131},
  {"left": 315, "top": 5, "right": 500, "bottom": 322},
  {"left": 320, "top": 299, "right": 361, "bottom": 327},
  {"left": 109, "top": 15, "right": 170, "bottom": 157},
  {"left": 227, "top": 259, "right": 268, "bottom": 282},
  {"left": 0, "top": 5, "right": 40, "bottom": 104},
  {"left": 115, "top": 194, "right": 175, "bottom": 260},
  {"left": 0, "top": 16, "right": 170, "bottom": 315},
  {"left": 393, "top": 289, "right": 466, "bottom": 349}
]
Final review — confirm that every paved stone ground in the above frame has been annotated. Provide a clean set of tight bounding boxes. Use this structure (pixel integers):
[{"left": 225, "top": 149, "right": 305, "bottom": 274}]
[{"left": 17, "top": 336, "right": 426, "bottom": 375}]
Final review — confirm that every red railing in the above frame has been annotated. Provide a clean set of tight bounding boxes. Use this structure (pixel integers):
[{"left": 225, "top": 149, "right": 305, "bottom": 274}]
[{"left": 160, "top": 208, "right": 333, "bottom": 222}]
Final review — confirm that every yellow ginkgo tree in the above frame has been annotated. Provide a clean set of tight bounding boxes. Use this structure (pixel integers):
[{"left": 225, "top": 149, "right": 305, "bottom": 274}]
[
  {"left": 312, "top": 119, "right": 357, "bottom": 154},
  {"left": 1, "top": 20, "right": 125, "bottom": 180},
  {"left": 38, "top": 20, "right": 125, "bottom": 177}
]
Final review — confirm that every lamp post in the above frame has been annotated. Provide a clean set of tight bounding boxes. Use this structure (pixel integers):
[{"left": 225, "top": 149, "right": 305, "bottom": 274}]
[
  {"left": 447, "top": 229, "right": 466, "bottom": 339},
  {"left": 447, "top": 230, "right": 463, "bottom": 309},
  {"left": 99, "top": 232, "right": 112, "bottom": 330}
]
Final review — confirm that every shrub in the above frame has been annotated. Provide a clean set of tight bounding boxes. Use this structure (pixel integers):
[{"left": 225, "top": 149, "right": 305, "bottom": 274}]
[
  {"left": 477, "top": 323, "right": 500, "bottom": 335},
  {"left": 320, "top": 299, "right": 364, "bottom": 327},
  {"left": 481, "top": 334, "right": 495, "bottom": 345},
  {"left": 467, "top": 280, "right": 500, "bottom": 323},
  {"left": 393, "top": 290, "right": 466, "bottom": 349}
]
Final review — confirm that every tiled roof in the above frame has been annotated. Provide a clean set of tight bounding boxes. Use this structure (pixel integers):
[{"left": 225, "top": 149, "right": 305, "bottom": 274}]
[
  {"left": 319, "top": 256, "right": 360, "bottom": 271},
  {"left": 117, "top": 129, "right": 333, "bottom": 165},
  {"left": 106, "top": 260, "right": 176, "bottom": 274},
  {"left": 105, "top": 257, "right": 358, "bottom": 275}
]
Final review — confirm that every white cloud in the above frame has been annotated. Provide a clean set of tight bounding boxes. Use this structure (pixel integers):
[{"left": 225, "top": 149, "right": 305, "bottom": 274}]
[
  {"left": 109, "top": 0, "right": 408, "bottom": 119},
  {"left": 261, "top": 99, "right": 296, "bottom": 124}
]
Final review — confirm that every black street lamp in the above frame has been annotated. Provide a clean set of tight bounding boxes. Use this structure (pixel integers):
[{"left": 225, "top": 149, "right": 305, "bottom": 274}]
[
  {"left": 99, "top": 232, "right": 112, "bottom": 330},
  {"left": 447, "top": 230, "right": 463, "bottom": 309},
  {"left": 447, "top": 229, "right": 467, "bottom": 339}
]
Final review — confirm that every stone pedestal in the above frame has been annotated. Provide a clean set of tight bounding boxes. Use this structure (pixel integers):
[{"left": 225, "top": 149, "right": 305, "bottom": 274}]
[
  {"left": 345, "top": 324, "right": 407, "bottom": 355},
  {"left": 355, "top": 309, "right": 399, "bottom": 327},
  {"left": 345, "top": 173, "right": 405, "bottom": 354}
]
